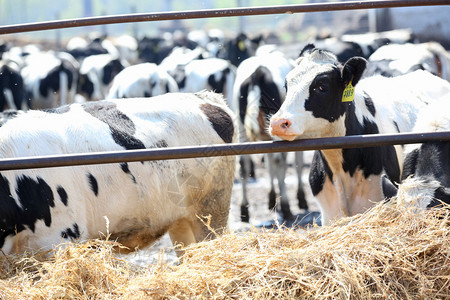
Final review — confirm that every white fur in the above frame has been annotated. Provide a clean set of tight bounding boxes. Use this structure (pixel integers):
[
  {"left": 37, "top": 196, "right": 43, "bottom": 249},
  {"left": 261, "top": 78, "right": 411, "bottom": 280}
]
[{"left": 106, "top": 63, "right": 178, "bottom": 99}]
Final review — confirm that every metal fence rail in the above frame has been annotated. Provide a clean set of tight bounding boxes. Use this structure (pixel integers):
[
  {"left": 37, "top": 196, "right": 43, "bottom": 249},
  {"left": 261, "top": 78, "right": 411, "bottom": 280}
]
[
  {"left": 0, "top": 131, "right": 449, "bottom": 171},
  {"left": 0, "top": 0, "right": 448, "bottom": 35}
]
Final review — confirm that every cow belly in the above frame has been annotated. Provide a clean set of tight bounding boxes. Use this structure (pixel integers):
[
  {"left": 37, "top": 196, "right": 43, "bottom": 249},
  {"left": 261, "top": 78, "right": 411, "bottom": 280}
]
[
  {"left": 315, "top": 172, "right": 384, "bottom": 226},
  {"left": 348, "top": 173, "right": 384, "bottom": 216}
]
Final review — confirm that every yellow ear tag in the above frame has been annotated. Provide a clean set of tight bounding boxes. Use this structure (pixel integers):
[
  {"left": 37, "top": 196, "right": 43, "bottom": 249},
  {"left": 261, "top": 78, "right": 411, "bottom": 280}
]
[
  {"left": 342, "top": 80, "right": 355, "bottom": 102},
  {"left": 238, "top": 40, "right": 246, "bottom": 51}
]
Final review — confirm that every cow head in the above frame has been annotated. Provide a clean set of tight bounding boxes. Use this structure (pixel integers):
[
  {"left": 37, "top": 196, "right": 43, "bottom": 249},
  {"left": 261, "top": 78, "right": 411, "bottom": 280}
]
[{"left": 269, "top": 44, "right": 367, "bottom": 141}]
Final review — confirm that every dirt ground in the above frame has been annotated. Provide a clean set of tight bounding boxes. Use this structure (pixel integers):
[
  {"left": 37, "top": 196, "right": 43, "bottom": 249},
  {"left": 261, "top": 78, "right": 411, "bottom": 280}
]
[{"left": 121, "top": 151, "right": 320, "bottom": 267}]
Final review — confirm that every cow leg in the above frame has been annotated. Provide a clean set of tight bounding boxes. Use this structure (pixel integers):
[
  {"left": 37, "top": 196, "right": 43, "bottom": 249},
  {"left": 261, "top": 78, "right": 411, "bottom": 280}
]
[
  {"left": 266, "top": 153, "right": 277, "bottom": 211},
  {"left": 168, "top": 218, "right": 197, "bottom": 257},
  {"left": 239, "top": 155, "right": 252, "bottom": 222},
  {"left": 268, "top": 152, "right": 293, "bottom": 220},
  {"left": 294, "top": 151, "right": 308, "bottom": 210}
]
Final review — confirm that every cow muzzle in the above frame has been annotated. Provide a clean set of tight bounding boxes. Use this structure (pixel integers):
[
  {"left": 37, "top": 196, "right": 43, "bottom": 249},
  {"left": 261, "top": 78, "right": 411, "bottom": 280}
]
[{"left": 269, "top": 118, "right": 297, "bottom": 141}]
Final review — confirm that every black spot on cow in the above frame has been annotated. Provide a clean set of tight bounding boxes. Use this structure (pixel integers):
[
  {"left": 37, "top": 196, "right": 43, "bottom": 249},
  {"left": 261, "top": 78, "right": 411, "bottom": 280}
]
[
  {"left": 61, "top": 223, "right": 80, "bottom": 240},
  {"left": 83, "top": 101, "right": 146, "bottom": 150},
  {"left": 305, "top": 68, "right": 349, "bottom": 122},
  {"left": 0, "top": 175, "right": 25, "bottom": 247},
  {"left": 164, "top": 81, "right": 171, "bottom": 94},
  {"left": 15, "top": 175, "right": 55, "bottom": 230},
  {"left": 253, "top": 66, "right": 282, "bottom": 117},
  {"left": 57, "top": 186, "right": 68, "bottom": 206},
  {"left": 102, "top": 59, "right": 125, "bottom": 86},
  {"left": 238, "top": 66, "right": 282, "bottom": 124},
  {"left": 0, "top": 64, "right": 25, "bottom": 111},
  {"left": 309, "top": 150, "right": 333, "bottom": 196},
  {"left": 207, "top": 67, "right": 230, "bottom": 94},
  {"left": 38, "top": 62, "right": 74, "bottom": 99},
  {"left": 199, "top": 103, "right": 234, "bottom": 143},
  {"left": 78, "top": 73, "right": 94, "bottom": 100},
  {"left": 120, "top": 163, "right": 136, "bottom": 184},
  {"left": 343, "top": 108, "right": 400, "bottom": 182},
  {"left": 87, "top": 173, "right": 98, "bottom": 196},
  {"left": 154, "top": 140, "right": 168, "bottom": 148},
  {"left": 364, "top": 93, "right": 376, "bottom": 117},
  {"left": 393, "top": 121, "right": 400, "bottom": 133}
]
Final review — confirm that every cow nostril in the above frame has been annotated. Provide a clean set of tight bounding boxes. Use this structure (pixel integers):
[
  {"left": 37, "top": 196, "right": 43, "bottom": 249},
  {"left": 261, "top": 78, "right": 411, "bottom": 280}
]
[{"left": 281, "top": 119, "right": 291, "bottom": 129}]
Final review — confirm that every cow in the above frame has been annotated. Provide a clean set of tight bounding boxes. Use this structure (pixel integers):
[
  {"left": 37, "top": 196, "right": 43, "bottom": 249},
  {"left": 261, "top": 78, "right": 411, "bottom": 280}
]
[
  {"left": 341, "top": 29, "right": 416, "bottom": 59},
  {"left": 106, "top": 63, "right": 179, "bottom": 99},
  {"left": 217, "top": 32, "right": 262, "bottom": 67},
  {"left": 0, "top": 91, "right": 236, "bottom": 256},
  {"left": 307, "top": 37, "right": 365, "bottom": 63},
  {"left": 269, "top": 45, "right": 450, "bottom": 225},
  {"left": 0, "top": 59, "right": 25, "bottom": 111},
  {"left": 382, "top": 96, "right": 450, "bottom": 208},
  {"left": 174, "top": 58, "right": 236, "bottom": 106},
  {"left": 78, "top": 53, "right": 127, "bottom": 101},
  {"left": 21, "top": 51, "right": 79, "bottom": 109},
  {"left": 232, "top": 50, "right": 308, "bottom": 223},
  {"left": 365, "top": 42, "right": 450, "bottom": 80}
]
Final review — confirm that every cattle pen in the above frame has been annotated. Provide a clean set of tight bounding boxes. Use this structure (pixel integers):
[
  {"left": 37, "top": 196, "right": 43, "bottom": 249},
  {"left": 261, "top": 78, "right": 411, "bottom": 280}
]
[
  {"left": 0, "top": 0, "right": 449, "bottom": 170},
  {"left": 1, "top": 1, "right": 450, "bottom": 299}
]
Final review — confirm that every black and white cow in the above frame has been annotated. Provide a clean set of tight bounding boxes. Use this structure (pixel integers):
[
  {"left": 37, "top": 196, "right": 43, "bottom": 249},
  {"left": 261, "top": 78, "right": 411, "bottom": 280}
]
[
  {"left": 218, "top": 32, "right": 262, "bottom": 67},
  {"left": 21, "top": 51, "right": 79, "bottom": 109},
  {"left": 269, "top": 45, "right": 450, "bottom": 225},
  {"left": 233, "top": 51, "right": 307, "bottom": 222},
  {"left": 0, "top": 91, "right": 236, "bottom": 256},
  {"left": 365, "top": 42, "right": 450, "bottom": 80},
  {"left": 106, "top": 62, "right": 178, "bottom": 99},
  {"left": 175, "top": 58, "right": 236, "bottom": 106},
  {"left": 78, "top": 53, "right": 127, "bottom": 101},
  {"left": 0, "top": 59, "right": 25, "bottom": 111},
  {"left": 382, "top": 96, "right": 450, "bottom": 208}
]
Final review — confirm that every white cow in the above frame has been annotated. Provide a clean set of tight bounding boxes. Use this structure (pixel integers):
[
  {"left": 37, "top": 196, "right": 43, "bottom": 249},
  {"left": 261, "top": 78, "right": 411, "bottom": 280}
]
[
  {"left": 0, "top": 91, "right": 236, "bottom": 256},
  {"left": 106, "top": 63, "right": 178, "bottom": 99},
  {"left": 270, "top": 45, "right": 450, "bottom": 225},
  {"left": 366, "top": 42, "right": 450, "bottom": 81}
]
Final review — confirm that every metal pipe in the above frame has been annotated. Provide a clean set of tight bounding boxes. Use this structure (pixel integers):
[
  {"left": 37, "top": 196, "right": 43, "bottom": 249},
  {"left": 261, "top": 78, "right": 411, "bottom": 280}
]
[
  {"left": 0, "top": 0, "right": 448, "bottom": 35},
  {"left": 0, "top": 131, "right": 449, "bottom": 171}
]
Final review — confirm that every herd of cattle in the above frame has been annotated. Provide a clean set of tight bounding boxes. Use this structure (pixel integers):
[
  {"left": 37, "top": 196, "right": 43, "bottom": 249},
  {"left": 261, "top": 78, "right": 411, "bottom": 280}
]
[{"left": 0, "top": 28, "right": 449, "bottom": 255}]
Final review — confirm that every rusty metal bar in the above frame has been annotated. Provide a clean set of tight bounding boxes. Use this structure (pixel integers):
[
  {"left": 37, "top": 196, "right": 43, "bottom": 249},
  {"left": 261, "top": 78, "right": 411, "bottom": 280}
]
[
  {"left": 0, "top": 0, "right": 448, "bottom": 35},
  {"left": 0, "top": 131, "right": 449, "bottom": 171}
]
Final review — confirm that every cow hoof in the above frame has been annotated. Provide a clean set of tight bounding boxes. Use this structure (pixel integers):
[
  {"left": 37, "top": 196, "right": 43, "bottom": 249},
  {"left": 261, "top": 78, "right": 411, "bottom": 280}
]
[
  {"left": 268, "top": 190, "right": 277, "bottom": 210},
  {"left": 297, "top": 189, "right": 308, "bottom": 210},
  {"left": 240, "top": 205, "right": 250, "bottom": 223}
]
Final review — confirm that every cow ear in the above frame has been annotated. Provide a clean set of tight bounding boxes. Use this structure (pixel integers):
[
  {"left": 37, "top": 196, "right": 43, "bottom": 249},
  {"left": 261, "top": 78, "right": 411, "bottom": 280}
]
[
  {"left": 342, "top": 57, "right": 367, "bottom": 86},
  {"left": 299, "top": 43, "right": 316, "bottom": 58}
]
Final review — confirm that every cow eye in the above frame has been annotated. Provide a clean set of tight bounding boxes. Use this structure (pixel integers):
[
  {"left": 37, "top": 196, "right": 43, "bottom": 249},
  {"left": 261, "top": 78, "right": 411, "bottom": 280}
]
[{"left": 314, "top": 82, "right": 328, "bottom": 93}]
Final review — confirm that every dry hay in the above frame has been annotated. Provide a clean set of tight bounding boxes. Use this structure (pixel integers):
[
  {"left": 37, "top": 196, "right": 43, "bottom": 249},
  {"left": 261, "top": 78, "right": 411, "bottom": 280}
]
[{"left": 0, "top": 192, "right": 449, "bottom": 299}]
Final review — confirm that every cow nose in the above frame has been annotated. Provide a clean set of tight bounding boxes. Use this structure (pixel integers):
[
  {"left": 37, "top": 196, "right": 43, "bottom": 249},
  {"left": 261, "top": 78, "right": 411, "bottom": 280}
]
[{"left": 270, "top": 118, "right": 291, "bottom": 135}]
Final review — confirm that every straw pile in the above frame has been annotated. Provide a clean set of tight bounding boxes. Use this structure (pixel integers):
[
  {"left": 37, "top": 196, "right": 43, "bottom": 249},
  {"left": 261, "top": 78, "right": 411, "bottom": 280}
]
[{"left": 0, "top": 191, "right": 449, "bottom": 299}]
